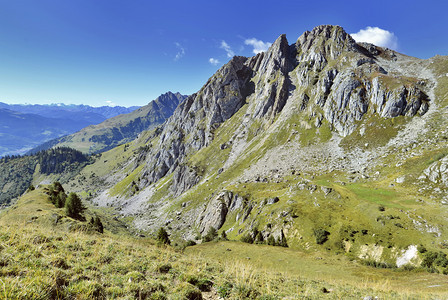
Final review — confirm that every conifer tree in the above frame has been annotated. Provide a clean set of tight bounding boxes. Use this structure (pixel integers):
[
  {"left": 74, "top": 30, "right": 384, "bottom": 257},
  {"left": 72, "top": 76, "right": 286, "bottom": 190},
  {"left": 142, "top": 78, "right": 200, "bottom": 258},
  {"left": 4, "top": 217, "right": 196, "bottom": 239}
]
[
  {"left": 65, "top": 192, "right": 85, "bottom": 219},
  {"left": 56, "top": 192, "right": 66, "bottom": 208}
]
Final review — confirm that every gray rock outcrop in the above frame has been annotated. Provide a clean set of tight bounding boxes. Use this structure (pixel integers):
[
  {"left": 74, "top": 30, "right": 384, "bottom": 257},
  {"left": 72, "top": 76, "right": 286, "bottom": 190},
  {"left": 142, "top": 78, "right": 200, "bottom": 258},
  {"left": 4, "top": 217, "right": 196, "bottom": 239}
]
[
  {"left": 421, "top": 156, "right": 448, "bottom": 185},
  {"left": 197, "top": 191, "right": 233, "bottom": 234}
]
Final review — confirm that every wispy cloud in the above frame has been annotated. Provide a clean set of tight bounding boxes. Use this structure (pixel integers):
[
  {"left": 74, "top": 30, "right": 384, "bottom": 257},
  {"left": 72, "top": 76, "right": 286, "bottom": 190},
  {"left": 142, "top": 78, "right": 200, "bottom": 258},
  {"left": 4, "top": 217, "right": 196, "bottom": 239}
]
[
  {"left": 174, "top": 42, "right": 185, "bottom": 61},
  {"left": 209, "top": 58, "right": 220, "bottom": 65},
  {"left": 220, "top": 40, "right": 235, "bottom": 58},
  {"left": 351, "top": 26, "right": 398, "bottom": 50},
  {"left": 105, "top": 100, "right": 116, "bottom": 107},
  {"left": 244, "top": 38, "right": 272, "bottom": 54}
]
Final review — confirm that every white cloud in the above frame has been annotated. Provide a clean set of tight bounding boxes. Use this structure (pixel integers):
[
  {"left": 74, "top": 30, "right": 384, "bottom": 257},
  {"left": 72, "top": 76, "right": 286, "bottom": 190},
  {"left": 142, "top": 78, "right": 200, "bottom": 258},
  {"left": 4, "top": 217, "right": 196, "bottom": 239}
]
[
  {"left": 105, "top": 100, "right": 116, "bottom": 107},
  {"left": 209, "top": 58, "right": 220, "bottom": 65},
  {"left": 351, "top": 26, "right": 398, "bottom": 50},
  {"left": 220, "top": 40, "right": 235, "bottom": 58},
  {"left": 174, "top": 42, "right": 185, "bottom": 61},
  {"left": 244, "top": 38, "right": 272, "bottom": 54}
]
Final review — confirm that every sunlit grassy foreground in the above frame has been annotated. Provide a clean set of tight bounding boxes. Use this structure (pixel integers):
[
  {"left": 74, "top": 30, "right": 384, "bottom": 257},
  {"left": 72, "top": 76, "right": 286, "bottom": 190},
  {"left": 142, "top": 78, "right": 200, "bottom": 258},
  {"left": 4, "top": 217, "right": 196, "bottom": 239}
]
[{"left": 1, "top": 189, "right": 448, "bottom": 299}]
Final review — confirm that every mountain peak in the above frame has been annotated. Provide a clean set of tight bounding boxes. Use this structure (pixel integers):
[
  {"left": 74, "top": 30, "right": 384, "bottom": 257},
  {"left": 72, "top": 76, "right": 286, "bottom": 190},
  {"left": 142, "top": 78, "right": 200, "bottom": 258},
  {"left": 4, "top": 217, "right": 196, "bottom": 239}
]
[{"left": 296, "top": 24, "right": 357, "bottom": 62}]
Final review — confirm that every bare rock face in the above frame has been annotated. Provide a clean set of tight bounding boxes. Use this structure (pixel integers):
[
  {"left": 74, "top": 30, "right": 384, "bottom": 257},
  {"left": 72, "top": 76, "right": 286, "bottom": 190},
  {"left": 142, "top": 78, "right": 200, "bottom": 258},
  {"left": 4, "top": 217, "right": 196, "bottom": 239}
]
[
  {"left": 197, "top": 191, "right": 233, "bottom": 234},
  {"left": 295, "top": 25, "right": 358, "bottom": 69},
  {"left": 289, "top": 25, "right": 430, "bottom": 136},
  {"left": 422, "top": 156, "right": 448, "bottom": 186},
  {"left": 140, "top": 56, "right": 254, "bottom": 187},
  {"left": 249, "top": 34, "right": 292, "bottom": 119},
  {"left": 170, "top": 165, "right": 201, "bottom": 197}
]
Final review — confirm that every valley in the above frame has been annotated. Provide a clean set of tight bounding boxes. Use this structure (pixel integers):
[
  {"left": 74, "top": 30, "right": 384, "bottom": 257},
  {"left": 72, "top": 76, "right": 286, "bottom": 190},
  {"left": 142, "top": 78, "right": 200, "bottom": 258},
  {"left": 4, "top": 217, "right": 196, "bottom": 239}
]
[{"left": 0, "top": 103, "right": 139, "bottom": 157}]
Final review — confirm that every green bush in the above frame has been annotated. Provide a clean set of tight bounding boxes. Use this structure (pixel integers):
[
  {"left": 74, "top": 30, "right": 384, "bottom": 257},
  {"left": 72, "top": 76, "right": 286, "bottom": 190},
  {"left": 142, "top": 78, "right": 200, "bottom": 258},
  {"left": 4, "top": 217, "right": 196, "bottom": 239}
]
[
  {"left": 402, "top": 264, "right": 416, "bottom": 271},
  {"left": 417, "top": 244, "right": 427, "bottom": 253},
  {"left": 220, "top": 230, "right": 228, "bottom": 241},
  {"left": 313, "top": 228, "right": 330, "bottom": 245},
  {"left": 421, "top": 251, "right": 448, "bottom": 269},
  {"left": 56, "top": 192, "right": 66, "bottom": 208},
  {"left": 156, "top": 263, "right": 172, "bottom": 273},
  {"left": 202, "top": 227, "right": 218, "bottom": 243},
  {"left": 89, "top": 216, "right": 104, "bottom": 233},
  {"left": 361, "top": 259, "right": 395, "bottom": 269},
  {"left": 240, "top": 233, "right": 254, "bottom": 244},
  {"left": 47, "top": 181, "right": 67, "bottom": 208},
  {"left": 217, "top": 282, "right": 233, "bottom": 298},
  {"left": 183, "top": 274, "right": 213, "bottom": 292},
  {"left": 174, "top": 282, "right": 202, "bottom": 300},
  {"left": 156, "top": 227, "right": 170, "bottom": 245},
  {"left": 254, "top": 230, "right": 264, "bottom": 244},
  {"left": 277, "top": 236, "right": 288, "bottom": 248},
  {"left": 185, "top": 240, "right": 197, "bottom": 247},
  {"left": 234, "top": 283, "right": 259, "bottom": 299}
]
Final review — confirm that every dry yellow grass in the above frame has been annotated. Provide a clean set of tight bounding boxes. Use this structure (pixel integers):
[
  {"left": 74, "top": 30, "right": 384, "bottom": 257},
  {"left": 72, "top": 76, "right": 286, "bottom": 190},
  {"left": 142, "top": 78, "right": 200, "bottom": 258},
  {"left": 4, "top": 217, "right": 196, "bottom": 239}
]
[{"left": 2, "top": 188, "right": 448, "bottom": 299}]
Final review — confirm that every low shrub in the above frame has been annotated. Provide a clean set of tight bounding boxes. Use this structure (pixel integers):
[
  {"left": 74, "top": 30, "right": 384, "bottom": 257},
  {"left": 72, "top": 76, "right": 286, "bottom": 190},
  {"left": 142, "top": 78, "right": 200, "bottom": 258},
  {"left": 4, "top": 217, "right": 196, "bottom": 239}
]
[
  {"left": 202, "top": 227, "right": 218, "bottom": 243},
  {"left": 361, "top": 259, "right": 396, "bottom": 269},
  {"left": 313, "top": 228, "right": 330, "bottom": 245}
]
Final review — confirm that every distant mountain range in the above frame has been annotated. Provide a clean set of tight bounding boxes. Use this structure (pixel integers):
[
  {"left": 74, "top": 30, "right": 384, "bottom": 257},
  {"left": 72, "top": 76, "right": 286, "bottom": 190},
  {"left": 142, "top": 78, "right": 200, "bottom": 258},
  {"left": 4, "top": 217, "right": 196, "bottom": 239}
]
[
  {"left": 0, "top": 102, "right": 139, "bottom": 157},
  {"left": 29, "top": 92, "right": 186, "bottom": 154}
]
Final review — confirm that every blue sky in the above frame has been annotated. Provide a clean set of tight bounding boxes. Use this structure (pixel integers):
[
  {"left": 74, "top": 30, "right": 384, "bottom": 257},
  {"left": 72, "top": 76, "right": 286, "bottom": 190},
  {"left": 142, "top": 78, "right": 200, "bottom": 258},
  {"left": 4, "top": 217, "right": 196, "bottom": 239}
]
[{"left": 0, "top": 0, "right": 446, "bottom": 107}]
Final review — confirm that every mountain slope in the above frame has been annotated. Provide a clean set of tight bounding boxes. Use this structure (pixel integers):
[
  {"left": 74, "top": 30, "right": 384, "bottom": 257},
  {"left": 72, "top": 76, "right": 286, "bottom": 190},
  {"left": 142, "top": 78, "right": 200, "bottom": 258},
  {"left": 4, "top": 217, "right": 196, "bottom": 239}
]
[
  {"left": 30, "top": 92, "right": 186, "bottom": 154},
  {"left": 0, "top": 147, "right": 90, "bottom": 206}
]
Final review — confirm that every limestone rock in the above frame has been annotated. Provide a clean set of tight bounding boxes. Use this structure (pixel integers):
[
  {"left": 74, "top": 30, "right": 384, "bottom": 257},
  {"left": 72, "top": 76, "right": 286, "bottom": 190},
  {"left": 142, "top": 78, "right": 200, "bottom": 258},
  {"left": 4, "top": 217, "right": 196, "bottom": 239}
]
[
  {"left": 198, "top": 191, "right": 233, "bottom": 234},
  {"left": 422, "top": 156, "right": 448, "bottom": 185}
]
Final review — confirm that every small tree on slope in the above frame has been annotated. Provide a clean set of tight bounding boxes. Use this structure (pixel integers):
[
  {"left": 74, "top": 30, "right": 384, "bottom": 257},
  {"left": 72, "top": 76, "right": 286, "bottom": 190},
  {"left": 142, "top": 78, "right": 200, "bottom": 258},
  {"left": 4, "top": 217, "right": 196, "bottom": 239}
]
[{"left": 65, "top": 192, "right": 85, "bottom": 220}]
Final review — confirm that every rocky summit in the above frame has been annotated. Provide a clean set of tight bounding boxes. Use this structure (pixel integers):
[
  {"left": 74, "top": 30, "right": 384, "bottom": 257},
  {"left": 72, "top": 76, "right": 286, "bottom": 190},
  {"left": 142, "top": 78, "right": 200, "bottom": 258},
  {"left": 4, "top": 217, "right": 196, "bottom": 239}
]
[{"left": 7, "top": 25, "right": 448, "bottom": 272}]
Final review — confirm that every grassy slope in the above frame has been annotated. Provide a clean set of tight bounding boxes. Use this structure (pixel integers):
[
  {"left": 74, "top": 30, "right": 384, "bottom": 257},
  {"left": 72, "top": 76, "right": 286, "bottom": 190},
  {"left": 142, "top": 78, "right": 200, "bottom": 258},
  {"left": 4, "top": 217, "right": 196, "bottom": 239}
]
[
  {"left": 187, "top": 241, "right": 448, "bottom": 298},
  {"left": 2, "top": 189, "right": 448, "bottom": 299}
]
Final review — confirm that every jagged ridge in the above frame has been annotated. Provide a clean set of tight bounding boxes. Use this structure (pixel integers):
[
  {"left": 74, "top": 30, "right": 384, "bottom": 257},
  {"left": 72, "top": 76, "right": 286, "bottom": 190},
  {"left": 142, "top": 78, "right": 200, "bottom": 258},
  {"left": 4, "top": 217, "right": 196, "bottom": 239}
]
[{"left": 138, "top": 25, "right": 432, "bottom": 193}]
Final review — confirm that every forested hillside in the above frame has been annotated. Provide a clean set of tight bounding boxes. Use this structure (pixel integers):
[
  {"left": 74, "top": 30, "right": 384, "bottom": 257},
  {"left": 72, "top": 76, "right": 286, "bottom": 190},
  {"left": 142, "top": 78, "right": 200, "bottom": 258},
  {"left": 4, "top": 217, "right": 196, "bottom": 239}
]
[{"left": 0, "top": 147, "right": 90, "bottom": 206}]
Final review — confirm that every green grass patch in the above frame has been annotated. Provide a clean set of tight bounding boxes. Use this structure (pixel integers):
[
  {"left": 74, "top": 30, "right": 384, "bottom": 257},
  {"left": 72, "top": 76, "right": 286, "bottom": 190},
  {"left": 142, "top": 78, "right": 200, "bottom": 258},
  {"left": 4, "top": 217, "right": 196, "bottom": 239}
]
[
  {"left": 338, "top": 183, "right": 400, "bottom": 208},
  {"left": 110, "top": 165, "right": 143, "bottom": 197},
  {"left": 186, "top": 241, "right": 448, "bottom": 297}
]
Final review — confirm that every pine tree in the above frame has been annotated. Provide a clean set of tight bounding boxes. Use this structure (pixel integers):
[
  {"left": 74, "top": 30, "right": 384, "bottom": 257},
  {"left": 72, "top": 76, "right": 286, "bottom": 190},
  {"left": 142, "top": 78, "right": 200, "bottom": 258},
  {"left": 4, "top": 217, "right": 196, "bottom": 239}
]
[
  {"left": 65, "top": 192, "right": 85, "bottom": 219},
  {"left": 267, "top": 235, "right": 276, "bottom": 246},
  {"left": 156, "top": 227, "right": 170, "bottom": 245},
  {"left": 56, "top": 192, "right": 66, "bottom": 208},
  {"left": 203, "top": 227, "right": 218, "bottom": 242}
]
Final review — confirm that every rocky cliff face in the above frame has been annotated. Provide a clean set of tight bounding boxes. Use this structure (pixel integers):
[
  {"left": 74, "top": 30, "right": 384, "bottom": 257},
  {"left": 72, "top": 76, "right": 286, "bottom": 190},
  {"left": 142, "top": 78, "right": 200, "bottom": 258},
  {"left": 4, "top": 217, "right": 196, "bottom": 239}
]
[{"left": 139, "top": 57, "right": 253, "bottom": 187}]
